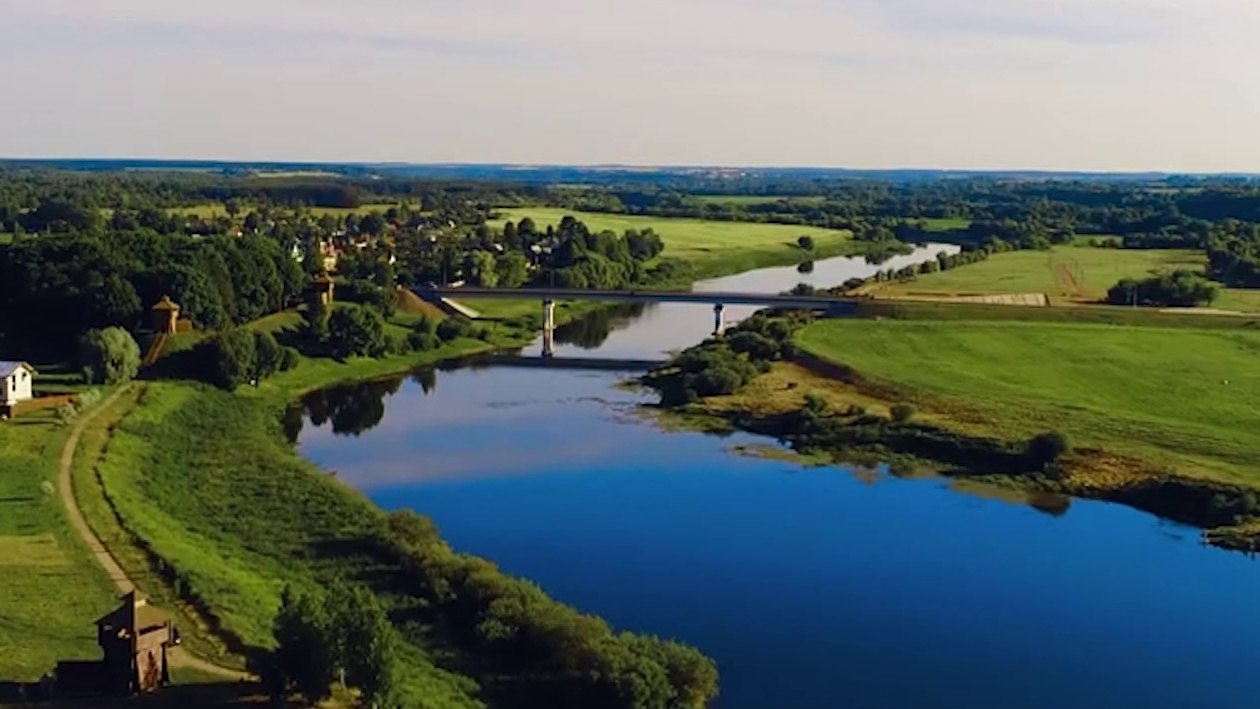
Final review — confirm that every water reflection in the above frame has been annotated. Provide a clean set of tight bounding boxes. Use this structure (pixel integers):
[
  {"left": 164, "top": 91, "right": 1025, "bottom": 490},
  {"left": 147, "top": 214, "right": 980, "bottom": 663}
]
[
  {"left": 553, "top": 303, "right": 650, "bottom": 350},
  {"left": 302, "top": 377, "right": 404, "bottom": 437}
]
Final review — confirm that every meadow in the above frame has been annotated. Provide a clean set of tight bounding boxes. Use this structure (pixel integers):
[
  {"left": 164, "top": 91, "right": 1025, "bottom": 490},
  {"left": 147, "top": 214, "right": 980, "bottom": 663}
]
[
  {"left": 489, "top": 207, "right": 854, "bottom": 273},
  {"left": 0, "top": 381, "right": 120, "bottom": 681},
  {"left": 865, "top": 245, "right": 1207, "bottom": 303},
  {"left": 794, "top": 319, "right": 1260, "bottom": 486}
]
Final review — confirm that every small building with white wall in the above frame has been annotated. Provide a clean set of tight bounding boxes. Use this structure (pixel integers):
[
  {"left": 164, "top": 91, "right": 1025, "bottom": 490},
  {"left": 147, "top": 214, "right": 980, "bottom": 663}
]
[{"left": 0, "top": 361, "right": 35, "bottom": 407}]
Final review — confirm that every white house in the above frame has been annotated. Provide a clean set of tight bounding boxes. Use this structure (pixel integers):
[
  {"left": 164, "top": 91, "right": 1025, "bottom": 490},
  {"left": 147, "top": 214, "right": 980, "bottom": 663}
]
[{"left": 0, "top": 361, "right": 35, "bottom": 407}]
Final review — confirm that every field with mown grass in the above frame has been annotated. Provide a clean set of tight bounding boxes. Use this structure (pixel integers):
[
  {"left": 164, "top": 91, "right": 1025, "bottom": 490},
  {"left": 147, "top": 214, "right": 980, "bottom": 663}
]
[
  {"left": 0, "top": 377, "right": 119, "bottom": 682},
  {"left": 795, "top": 319, "right": 1260, "bottom": 486},
  {"left": 865, "top": 245, "right": 1204, "bottom": 304},
  {"left": 488, "top": 207, "right": 855, "bottom": 274}
]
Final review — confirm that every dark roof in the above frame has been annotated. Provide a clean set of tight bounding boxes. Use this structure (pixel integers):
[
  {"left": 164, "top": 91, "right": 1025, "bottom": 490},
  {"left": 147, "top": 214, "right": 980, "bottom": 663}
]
[
  {"left": 313, "top": 272, "right": 335, "bottom": 285},
  {"left": 0, "top": 361, "right": 33, "bottom": 379},
  {"left": 151, "top": 295, "right": 180, "bottom": 312},
  {"left": 96, "top": 592, "right": 169, "bottom": 634}
]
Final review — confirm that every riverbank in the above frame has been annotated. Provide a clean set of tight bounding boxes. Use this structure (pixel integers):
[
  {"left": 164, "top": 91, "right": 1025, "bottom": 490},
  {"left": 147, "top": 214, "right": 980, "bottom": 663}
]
[{"left": 642, "top": 315, "right": 1260, "bottom": 553}]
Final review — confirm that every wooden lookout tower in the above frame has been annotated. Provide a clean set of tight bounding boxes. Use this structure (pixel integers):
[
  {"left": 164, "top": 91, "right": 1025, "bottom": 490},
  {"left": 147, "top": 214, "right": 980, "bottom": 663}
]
[
  {"left": 313, "top": 271, "right": 336, "bottom": 306},
  {"left": 94, "top": 591, "right": 174, "bottom": 694},
  {"left": 151, "top": 296, "right": 181, "bottom": 335}
]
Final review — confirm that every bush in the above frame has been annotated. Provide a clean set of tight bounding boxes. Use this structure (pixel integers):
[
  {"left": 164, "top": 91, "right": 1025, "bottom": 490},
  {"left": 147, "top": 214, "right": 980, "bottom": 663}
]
[
  {"left": 436, "top": 315, "right": 477, "bottom": 343},
  {"left": 79, "top": 327, "right": 141, "bottom": 384},
  {"left": 1026, "top": 430, "right": 1073, "bottom": 465},
  {"left": 798, "top": 235, "right": 815, "bottom": 250},
  {"left": 206, "top": 328, "right": 257, "bottom": 391},
  {"left": 327, "top": 304, "right": 388, "bottom": 360},
  {"left": 890, "top": 403, "right": 917, "bottom": 423},
  {"left": 280, "top": 346, "right": 301, "bottom": 372},
  {"left": 407, "top": 331, "right": 441, "bottom": 352}
]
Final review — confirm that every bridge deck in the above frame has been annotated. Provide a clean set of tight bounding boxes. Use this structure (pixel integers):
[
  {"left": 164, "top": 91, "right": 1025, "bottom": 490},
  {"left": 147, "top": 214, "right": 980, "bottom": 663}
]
[{"left": 423, "top": 287, "right": 857, "bottom": 309}]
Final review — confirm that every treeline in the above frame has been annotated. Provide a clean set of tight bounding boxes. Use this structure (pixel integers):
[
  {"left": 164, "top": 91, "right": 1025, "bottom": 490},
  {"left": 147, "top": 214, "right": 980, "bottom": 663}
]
[
  {"left": 374, "top": 510, "right": 720, "bottom": 709},
  {"left": 0, "top": 231, "right": 304, "bottom": 355},
  {"left": 0, "top": 169, "right": 541, "bottom": 217}
]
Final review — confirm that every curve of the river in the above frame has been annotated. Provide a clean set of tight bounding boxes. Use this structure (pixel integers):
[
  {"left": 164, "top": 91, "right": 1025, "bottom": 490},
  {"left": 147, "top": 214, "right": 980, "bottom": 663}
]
[{"left": 297, "top": 245, "right": 1260, "bottom": 709}]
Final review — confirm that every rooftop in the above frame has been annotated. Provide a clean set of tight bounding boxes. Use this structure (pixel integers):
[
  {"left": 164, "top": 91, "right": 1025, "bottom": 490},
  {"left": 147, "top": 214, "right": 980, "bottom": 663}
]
[
  {"left": 0, "top": 361, "right": 33, "bottom": 379},
  {"left": 151, "top": 295, "right": 180, "bottom": 312}
]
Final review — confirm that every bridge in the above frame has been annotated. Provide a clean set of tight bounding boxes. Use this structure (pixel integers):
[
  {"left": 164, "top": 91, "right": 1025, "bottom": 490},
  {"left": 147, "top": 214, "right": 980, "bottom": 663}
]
[{"left": 417, "top": 286, "right": 859, "bottom": 356}]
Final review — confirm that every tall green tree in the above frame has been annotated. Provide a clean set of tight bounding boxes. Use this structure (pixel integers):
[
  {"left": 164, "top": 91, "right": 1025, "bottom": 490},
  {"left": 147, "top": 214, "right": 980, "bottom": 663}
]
[{"left": 78, "top": 327, "right": 141, "bottom": 384}]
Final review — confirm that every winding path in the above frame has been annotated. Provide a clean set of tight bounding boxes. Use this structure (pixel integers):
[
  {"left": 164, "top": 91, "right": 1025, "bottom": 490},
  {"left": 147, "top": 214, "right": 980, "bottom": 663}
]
[{"left": 57, "top": 384, "right": 254, "bottom": 682}]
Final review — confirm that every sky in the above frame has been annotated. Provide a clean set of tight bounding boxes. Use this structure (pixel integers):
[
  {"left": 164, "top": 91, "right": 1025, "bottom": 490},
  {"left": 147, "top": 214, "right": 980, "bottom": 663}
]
[{"left": 1, "top": 0, "right": 1258, "bottom": 171}]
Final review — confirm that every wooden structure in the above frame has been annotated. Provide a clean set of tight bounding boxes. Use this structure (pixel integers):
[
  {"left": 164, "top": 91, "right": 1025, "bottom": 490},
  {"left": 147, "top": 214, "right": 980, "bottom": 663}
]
[
  {"left": 151, "top": 296, "right": 181, "bottom": 335},
  {"left": 313, "top": 271, "right": 336, "bottom": 306},
  {"left": 94, "top": 592, "right": 174, "bottom": 694}
]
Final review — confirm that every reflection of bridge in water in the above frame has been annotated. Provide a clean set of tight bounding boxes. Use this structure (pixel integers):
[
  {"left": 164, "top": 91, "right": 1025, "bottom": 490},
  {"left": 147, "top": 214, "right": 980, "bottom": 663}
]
[{"left": 461, "top": 353, "right": 667, "bottom": 372}]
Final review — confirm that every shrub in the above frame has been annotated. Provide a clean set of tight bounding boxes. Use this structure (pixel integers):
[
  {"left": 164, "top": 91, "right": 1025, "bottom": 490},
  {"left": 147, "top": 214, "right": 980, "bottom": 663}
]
[
  {"left": 206, "top": 328, "right": 257, "bottom": 391},
  {"left": 55, "top": 402, "right": 78, "bottom": 426},
  {"left": 890, "top": 403, "right": 917, "bottom": 423},
  {"left": 1026, "top": 430, "right": 1073, "bottom": 465},
  {"left": 798, "top": 235, "right": 815, "bottom": 250},
  {"left": 327, "top": 304, "right": 388, "bottom": 360},
  {"left": 79, "top": 327, "right": 141, "bottom": 384},
  {"left": 407, "top": 331, "right": 441, "bottom": 352},
  {"left": 436, "top": 315, "right": 477, "bottom": 343},
  {"left": 254, "top": 331, "right": 284, "bottom": 380},
  {"left": 280, "top": 347, "right": 301, "bottom": 372}
]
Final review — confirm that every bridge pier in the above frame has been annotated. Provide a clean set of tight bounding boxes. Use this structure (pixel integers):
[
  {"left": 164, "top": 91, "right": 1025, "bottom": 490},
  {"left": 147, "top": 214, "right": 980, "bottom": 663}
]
[
  {"left": 713, "top": 303, "right": 726, "bottom": 336},
  {"left": 542, "top": 299, "right": 556, "bottom": 357}
]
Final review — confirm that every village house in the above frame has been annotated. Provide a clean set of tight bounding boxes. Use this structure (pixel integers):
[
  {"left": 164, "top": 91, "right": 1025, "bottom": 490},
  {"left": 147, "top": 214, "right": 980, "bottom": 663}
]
[{"left": 0, "top": 361, "right": 35, "bottom": 409}]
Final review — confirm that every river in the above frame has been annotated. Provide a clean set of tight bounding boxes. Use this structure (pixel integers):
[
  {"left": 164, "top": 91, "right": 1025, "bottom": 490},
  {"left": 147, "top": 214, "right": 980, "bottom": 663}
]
[{"left": 296, "top": 245, "right": 1260, "bottom": 709}]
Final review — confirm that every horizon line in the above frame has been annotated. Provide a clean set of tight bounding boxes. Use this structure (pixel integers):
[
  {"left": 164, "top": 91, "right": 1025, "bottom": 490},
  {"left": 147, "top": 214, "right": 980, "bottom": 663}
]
[{"left": 0, "top": 156, "right": 1257, "bottom": 177}]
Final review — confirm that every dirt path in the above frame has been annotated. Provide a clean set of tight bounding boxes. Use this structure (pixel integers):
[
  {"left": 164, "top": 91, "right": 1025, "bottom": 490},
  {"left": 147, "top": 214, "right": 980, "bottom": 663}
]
[
  {"left": 57, "top": 384, "right": 254, "bottom": 682},
  {"left": 1054, "top": 262, "right": 1083, "bottom": 297}
]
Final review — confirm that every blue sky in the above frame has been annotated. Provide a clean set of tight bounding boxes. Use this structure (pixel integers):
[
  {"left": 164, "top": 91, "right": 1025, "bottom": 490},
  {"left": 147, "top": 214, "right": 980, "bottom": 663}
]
[{"left": 1, "top": 0, "right": 1256, "bottom": 170}]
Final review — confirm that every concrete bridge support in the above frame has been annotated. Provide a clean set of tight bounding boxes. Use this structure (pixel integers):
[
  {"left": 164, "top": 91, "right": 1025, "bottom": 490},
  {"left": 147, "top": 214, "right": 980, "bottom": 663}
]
[
  {"left": 713, "top": 303, "right": 726, "bottom": 336},
  {"left": 543, "top": 299, "right": 556, "bottom": 357}
]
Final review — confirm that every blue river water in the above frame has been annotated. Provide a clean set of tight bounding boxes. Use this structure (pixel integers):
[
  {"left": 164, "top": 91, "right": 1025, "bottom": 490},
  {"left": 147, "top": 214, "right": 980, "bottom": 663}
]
[{"left": 297, "top": 247, "right": 1260, "bottom": 709}]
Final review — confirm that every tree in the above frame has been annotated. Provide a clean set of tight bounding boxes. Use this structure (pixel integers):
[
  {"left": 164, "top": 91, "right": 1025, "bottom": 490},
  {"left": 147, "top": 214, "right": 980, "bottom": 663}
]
[
  {"left": 327, "top": 304, "right": 387, "bottom": 360},
  {"left": 78, "top": 327, "right": 141, "bottom": 385},
  {"left": 465, "top": 250, "right": 499, "bottom": 287},
  {"left": 265, "top": 586, "right": 336, "bottom": 705},
  {"left": 254, "top": 331, "right": 284, "bottom": 380},
  {"left": 324, "top": 582, "right": 398, "bottom": 708},
  {"left": 206, "top": 328, "right": 257, "bottom": 390},
  {"left": 496, "top": 252, "right": 531, "bottom": 288}
]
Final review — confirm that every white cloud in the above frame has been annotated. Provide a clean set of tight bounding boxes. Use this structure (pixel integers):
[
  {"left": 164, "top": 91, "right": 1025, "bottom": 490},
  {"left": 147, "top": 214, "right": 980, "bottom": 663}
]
[{"left": 1, "top": 0, "right": 1258, "bottom": 170}]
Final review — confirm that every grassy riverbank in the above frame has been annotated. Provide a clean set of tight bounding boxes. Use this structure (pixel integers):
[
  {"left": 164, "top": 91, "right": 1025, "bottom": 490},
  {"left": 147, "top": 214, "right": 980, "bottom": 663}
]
[
  {"left": 640, "top": 307, "right": 1260, "bottom": 551},
  {"left": 795, "top": 320, "right": 1260, "bottom": 486}
]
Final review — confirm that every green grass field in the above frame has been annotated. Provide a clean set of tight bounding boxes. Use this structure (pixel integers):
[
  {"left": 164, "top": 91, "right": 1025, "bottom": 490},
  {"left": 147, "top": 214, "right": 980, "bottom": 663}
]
[
  {"left": 796, "top": 320, "right": 1260, "bottom": 485},
  {"left": 489, "top": 207, "right": 854, "bottom": 273},
  {"left": 0, "top": 386, "right": 119, "bottom": 681},
  {"left": 869, "top": 245, "right": 1204, "bottom": 303},
  {"left": 917, "top": 217, "right": 971, "bottom": 231}
]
